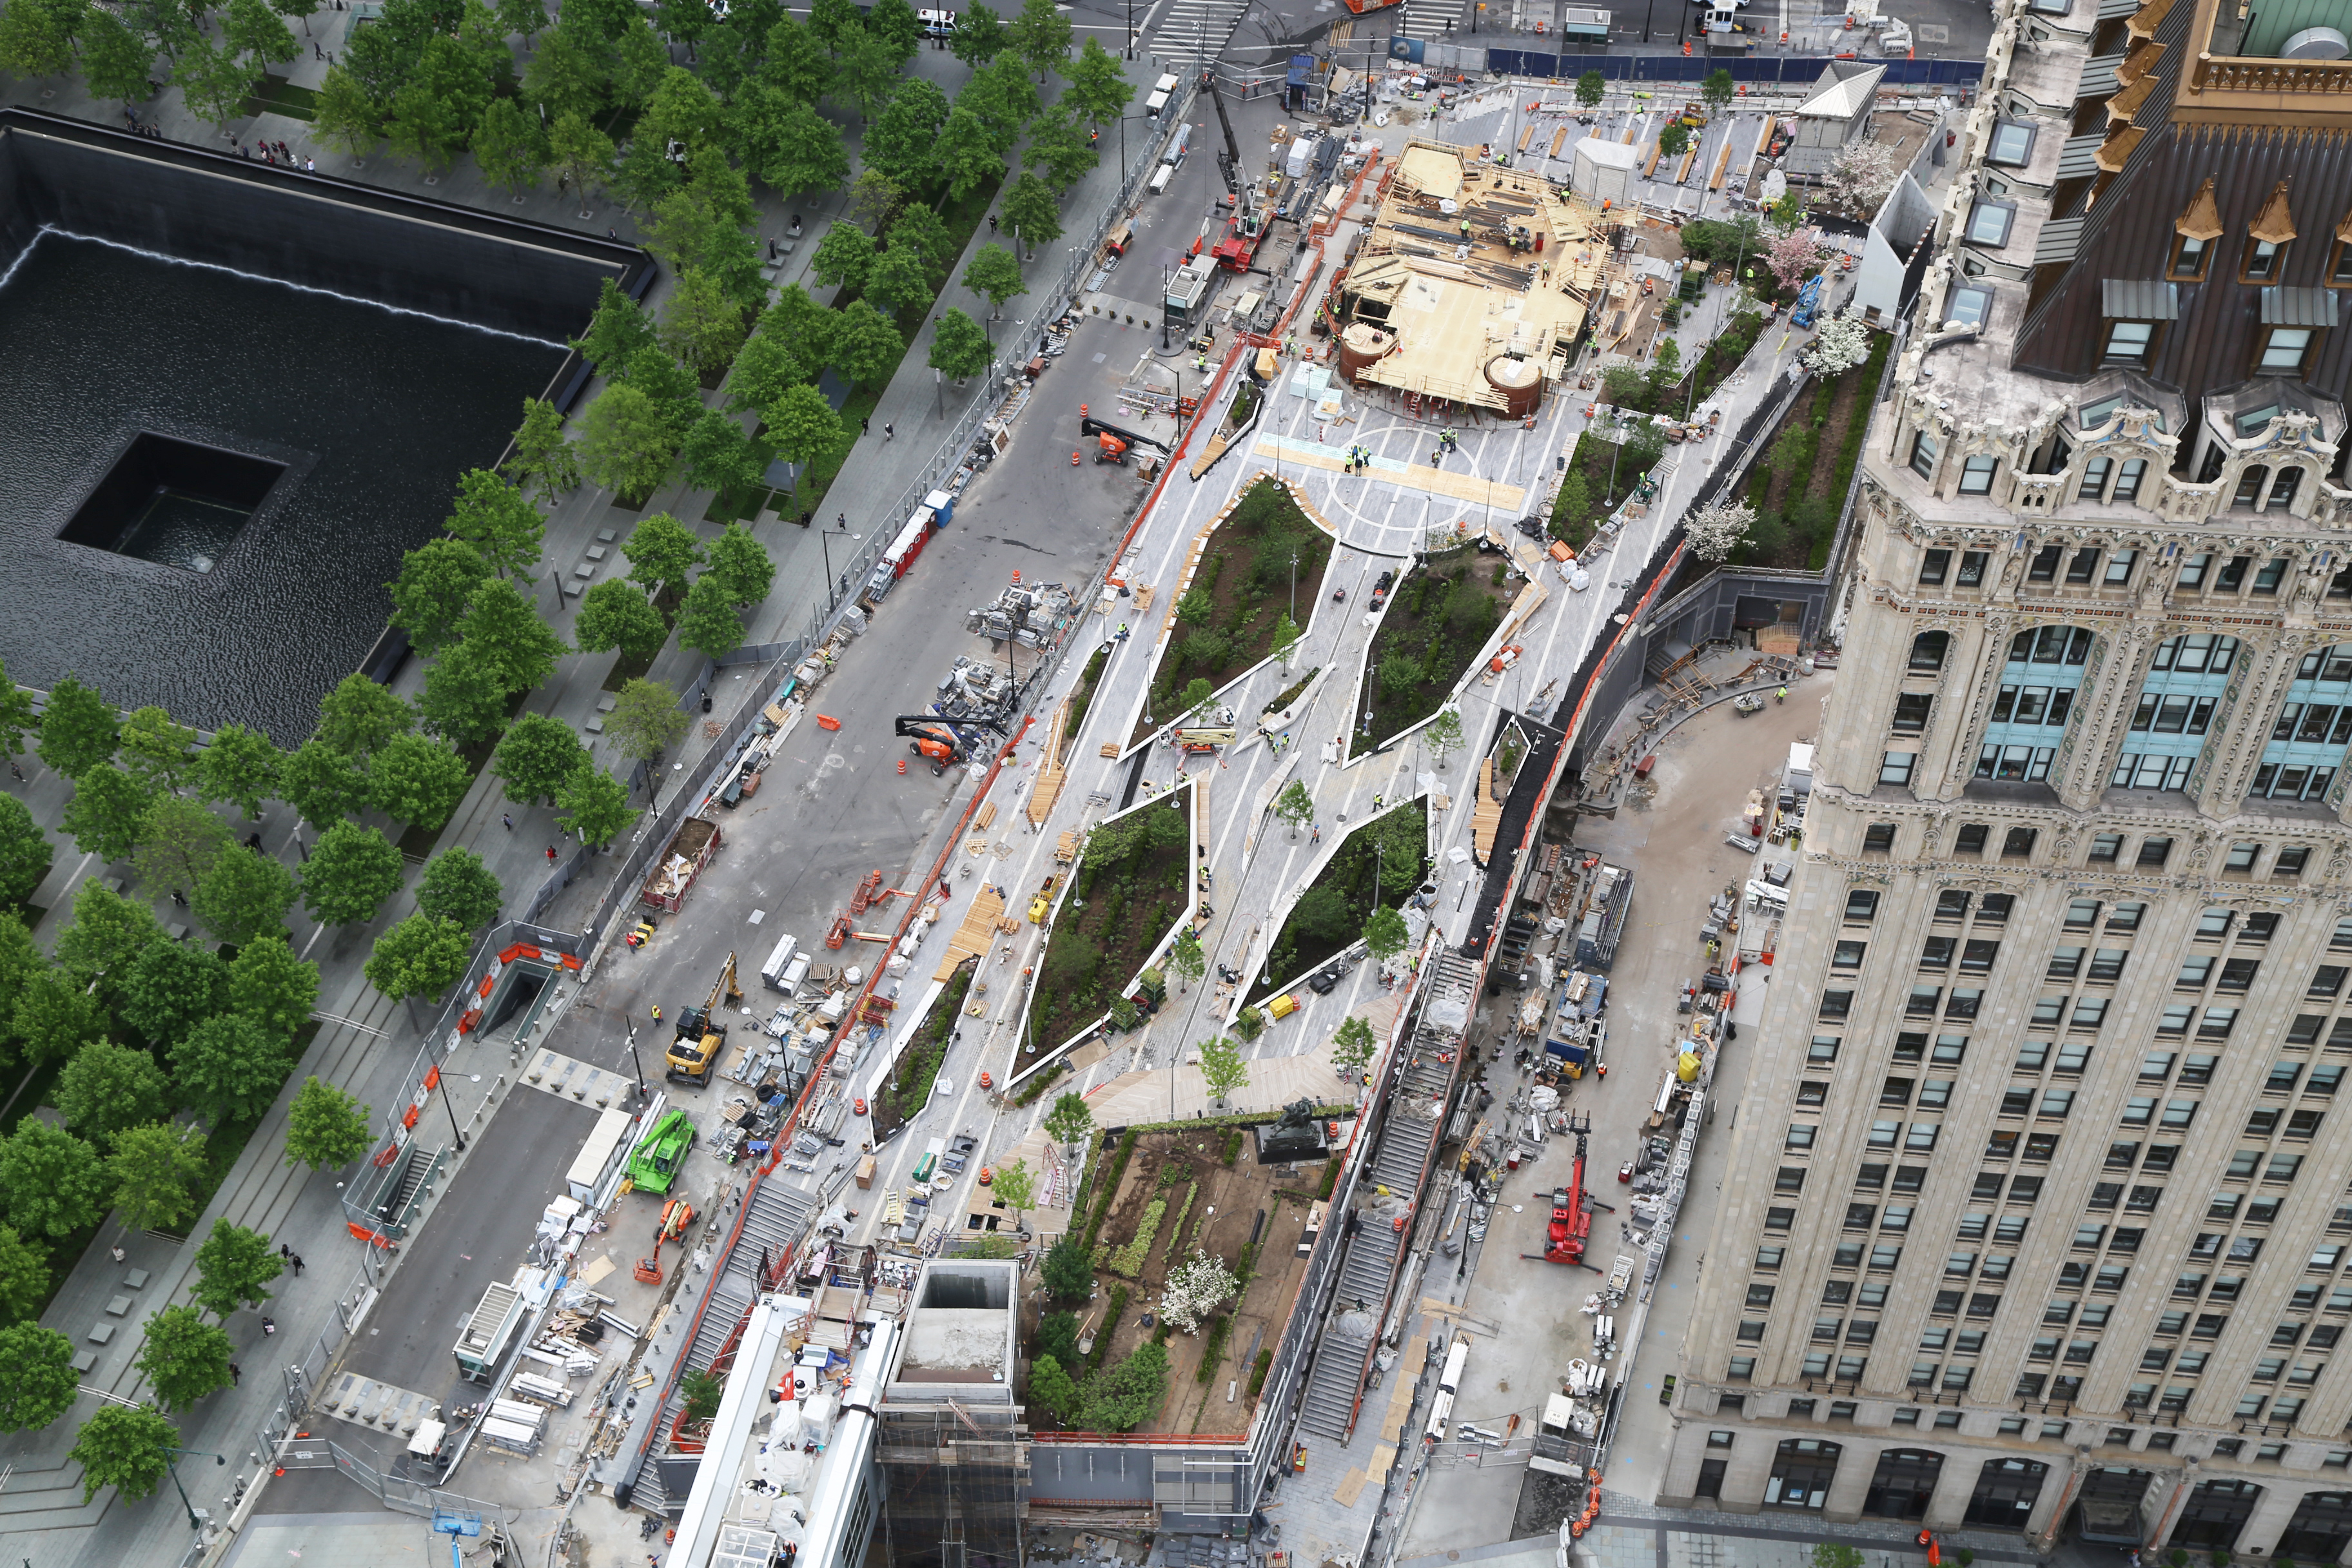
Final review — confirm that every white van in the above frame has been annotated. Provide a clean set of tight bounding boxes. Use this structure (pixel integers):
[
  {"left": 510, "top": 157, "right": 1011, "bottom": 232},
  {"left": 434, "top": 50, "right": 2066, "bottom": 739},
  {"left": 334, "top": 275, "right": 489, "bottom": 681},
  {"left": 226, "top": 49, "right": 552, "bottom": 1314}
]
[
  {"left": 1149, "top": 163, "right": 1175, "bottom": 195},
  {"left": 1144, "top": 72, "right": 1179, "bottom": 116}
]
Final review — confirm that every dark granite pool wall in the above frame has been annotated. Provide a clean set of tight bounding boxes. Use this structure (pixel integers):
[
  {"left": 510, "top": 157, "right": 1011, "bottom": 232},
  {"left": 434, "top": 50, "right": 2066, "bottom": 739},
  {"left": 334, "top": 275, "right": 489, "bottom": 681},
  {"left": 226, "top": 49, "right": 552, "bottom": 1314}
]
[{"left": 0, "top": 108, "right": 647, "bottom": 348}]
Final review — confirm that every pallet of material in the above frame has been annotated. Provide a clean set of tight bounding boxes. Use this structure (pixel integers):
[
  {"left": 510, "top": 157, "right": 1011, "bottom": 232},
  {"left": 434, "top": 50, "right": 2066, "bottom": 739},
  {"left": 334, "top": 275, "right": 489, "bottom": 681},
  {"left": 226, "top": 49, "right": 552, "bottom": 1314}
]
[
  {"left": 479, "top": 1416, "right": 541, "bottom": 1453},
  {"left": 509, "top": 1371, "right": 575, "bottom": 1408},
  {"left": 1055, "top": 830, "right": 1080, "bottom": 863},
  {"left": 1550, "top": 126, "right": 1570, "bottom": 158}
]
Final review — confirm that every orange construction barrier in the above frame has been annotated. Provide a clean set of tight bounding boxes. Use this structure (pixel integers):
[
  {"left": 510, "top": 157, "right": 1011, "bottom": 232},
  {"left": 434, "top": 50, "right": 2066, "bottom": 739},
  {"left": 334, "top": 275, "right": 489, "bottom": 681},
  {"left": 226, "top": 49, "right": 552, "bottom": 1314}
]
[{"left": 816, "top": 714, "right": 841, "bottom": 730}]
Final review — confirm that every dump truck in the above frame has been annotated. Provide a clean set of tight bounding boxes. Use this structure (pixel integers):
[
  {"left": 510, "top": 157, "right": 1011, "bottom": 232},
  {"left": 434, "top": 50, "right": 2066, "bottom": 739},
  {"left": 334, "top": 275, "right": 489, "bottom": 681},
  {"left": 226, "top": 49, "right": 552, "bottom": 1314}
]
[
  {"left": 640, "top": 816, "right": 721, "bottom": 913},
  {"left": 666, "top": 952, "right": 741, "bottom": 1084},
  {"left": 627, "top": 1108, "right": 696, "bottom": 1195}
]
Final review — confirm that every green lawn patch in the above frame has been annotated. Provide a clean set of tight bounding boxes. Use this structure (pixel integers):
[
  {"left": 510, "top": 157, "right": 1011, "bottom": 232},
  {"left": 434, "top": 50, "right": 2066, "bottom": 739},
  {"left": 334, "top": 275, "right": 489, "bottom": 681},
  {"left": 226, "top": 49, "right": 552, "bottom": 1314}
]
[
  {"left": 1350, "top": 549, "right": 1513, "bottom": 757},
  {"left": 1254, "top": 799, "right": 1427, "bottom": 999},
  {"left": 1028, "top": 789, "right": 1193, "bottom": 1052},
  {"left": 881, "top": 960, "right": 973, "bottom": 1133},
  {"left": 1133, "top": 479, "right": 1333, "bottom": 745},
  {"left": 703, "top": 482, "right": 774, "bottom": 525},
  {"left": 243, "top": 77, "right": 319, "bottom": 121}
]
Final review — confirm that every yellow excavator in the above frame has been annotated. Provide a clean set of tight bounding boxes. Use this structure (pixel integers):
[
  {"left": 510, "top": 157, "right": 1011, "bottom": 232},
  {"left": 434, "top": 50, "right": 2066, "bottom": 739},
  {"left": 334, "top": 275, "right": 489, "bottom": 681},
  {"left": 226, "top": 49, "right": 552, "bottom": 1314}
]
[{"left": 665, "top": 952, "right": 740, "bottom": 1085}]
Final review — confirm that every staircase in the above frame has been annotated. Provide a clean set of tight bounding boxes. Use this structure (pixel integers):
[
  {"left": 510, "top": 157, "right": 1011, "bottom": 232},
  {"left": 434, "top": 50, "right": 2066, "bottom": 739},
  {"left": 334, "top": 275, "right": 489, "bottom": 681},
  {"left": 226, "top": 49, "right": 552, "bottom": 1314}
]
[
  {"left": 1294, "top": 952, "right": 1481, "bottom": 1441},
  {"left": 634, "top": 1174, "right": 822, "bottom": 1511}
]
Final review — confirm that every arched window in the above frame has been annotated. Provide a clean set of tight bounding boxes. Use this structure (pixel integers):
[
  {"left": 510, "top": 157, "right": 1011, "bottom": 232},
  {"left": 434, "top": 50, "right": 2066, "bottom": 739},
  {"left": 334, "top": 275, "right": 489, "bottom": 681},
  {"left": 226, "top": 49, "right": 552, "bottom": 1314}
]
[
  {"left": 1910, "top": 631, "right": 1951, "bottom": 672},
  {"left": 1965, "top": 1457, "right": 2048, "bottom": 1527},
  {"left": 1765, "top": 1439, "right": 1842, "bottom": 1511},
  {"left": 2170, "top": 1478, "right": 2263, "bottom": 1550},
  {"left": 2251, "top": 643, "right": 2352, "bottom": 802},
  {"left": 1978, "top": 627, "right": 2093, "bottom": 783},
  {"left": 1863, "top": 1448, "right": 1945, "bottom": 1520},
  {"left": 2280, "top": 1491, "right": 2352, "bottom": 1562}
]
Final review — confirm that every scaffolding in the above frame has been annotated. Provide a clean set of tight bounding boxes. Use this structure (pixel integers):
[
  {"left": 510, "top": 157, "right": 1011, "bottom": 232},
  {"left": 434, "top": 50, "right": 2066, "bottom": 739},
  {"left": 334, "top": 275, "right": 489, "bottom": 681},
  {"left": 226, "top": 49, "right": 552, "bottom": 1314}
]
[{"left": 875, "top": 1402, "right": 1030, "bottom": 1568}]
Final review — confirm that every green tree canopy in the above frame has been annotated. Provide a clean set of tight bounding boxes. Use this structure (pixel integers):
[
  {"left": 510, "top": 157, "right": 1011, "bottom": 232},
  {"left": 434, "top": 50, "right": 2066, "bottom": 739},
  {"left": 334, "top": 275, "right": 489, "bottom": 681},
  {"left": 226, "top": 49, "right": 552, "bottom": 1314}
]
[
  {"left": 863, "top": 76, "right": 948, "bottom": 188},
  {"left": 134, "top": 1303, "right": 233, "bottom": 1412},
  {"left": 574, "top": 578, "right": 671, "bottom": 663},
  {"left": 285, "top": 1075, "right": 373, "bottom": 1170},
  {"left": 228, "top": 936, "right": 318, "bottom": 1046},
  {"left": 606, "top": 678, "right": 690, "bottom": 764},
  {"left": 829, "top": 299, "right": 905, "bottom": 388},
  {"left": 191, "top": 723, "right": 280, "bottom": 820},
  {"left": 0, "top": 1323, "right": 75, "bottom": 1432},
  {"left": 1063, "top": 36, "right": 1132, "bottom": 125},
  {"left": 68, "top": 1403, "right": 181, "bottom": 1502},
  {"left": 365, "top": 912, "right": 472, "bottom": 1005},
  {"left": 704, "top": 522, "right": 775, "bottom": 607},
  {"left": 577, "top": 382, "right": 681, "bottom": 502},
  {"left": 555, "top": 765, "right": 638, "bottom": 847},
  {"left": 277, "top": 736, "right": 370, "bottom": 831},
  {"left": 1022, "top": 102, "right": 1096, "bottom": 192},
  {"left": 128, "top": 794, "right": 230, "bottom": 905},
  {"left": 0, "top": 794, "right": 51, "bottom": 909},
  {"left": 37, "top": 675, "right": 119, "bottom": 782},
  {"left": 0, "top": 655, "right": 35, "bottom": 763},
  {"left": 928, "top": 308, "right": 992, "bottom": 383},
  {"left": 172, "top": 1015, "right": 288, "bottom": 1126},
  {"left": 471, "top": 92, "right": 547, "bottom": 195},
  {"left": 366, "top": 732, "right": 471, "bottom": 832},
  {"left": 572, "top": 277, "right": 659, "bottom": 378},
  {"left": 863, "top": 240, "right": 933, "bottom": 318},
  {"left": 116, "top": 706, "right": 197, "bottom": 795},
  {"left": 118, "top": 937, "right": 230, "bottom": 1051},
  {"left": 457, "top": 576, "right": 570, "bottom": 698},
  {"left": 445, "top": 467, "right": 546, "bottom": 581},
  {"left": 300, "top": 821, "right": 406, "bottom": 927},
  {"left": 948, "top": 1, "right": 1004, "bottom": 66},
  {"left": 997, "top": 170, "right": 1061, "bottom": 251},
  {"left": 547, "top": 107, "right": 618, "bottom": 206},
  {"left": 1362, "top": 903, "right": 1409, "bottom": 961},
  {"left": 315, "top": 671, "right": 417, "bottom": 760},
  {"left": 961, "top": 242, "right": 1026, "bottom": 316},
  {"left": 810, "top": 220, "right": 876, "bottom": 293},
  {"left": 660, "top": 267, "right": 750, "bottom": 377},
  {"left": 622, "top": 512, "right": 706, "bottom": 598},
  {"left": 491, "top": 712, "right": 589, "bottom": 806},
  {"left": 416, "top": 641, "right": 511, "bottom": 749},
  {"left": 53, "top": 878, "right": 160, "bottom": 994},
  {"left": 932, "top": 107, "right": 1002, "bottom": 204},
  {"left": 765, "top": 382, "right": 843, "bottom": 470},
  {"left": 505, "top": 398, "right": 582, "bottom": 507},
  {"left": 416, "top": 847, "right": 502, "bottom": 930},
  {"left": 57, "top": 1041, "right": 169, "bottom": 1152},
  {"left": 1006, "top": 0, "right": 1070, "bottom": 78},
  {"left": 674, "top": 571, "right": 745, "bottom": 661},
  {"left": 191, "top": 843, "right": 297, "bottom": 949},
  {"left": 678, "top": 407, "right": 769, "bottom": 498},
  {"left": 189, "top": 1219, "right": 282, "bottom": 1320},
  {"left": 0, "top": 1122, "right": 112, "bottom": 1241},
  {"left": 13, "top": 968, "right": 104, "bottom": 1067}
]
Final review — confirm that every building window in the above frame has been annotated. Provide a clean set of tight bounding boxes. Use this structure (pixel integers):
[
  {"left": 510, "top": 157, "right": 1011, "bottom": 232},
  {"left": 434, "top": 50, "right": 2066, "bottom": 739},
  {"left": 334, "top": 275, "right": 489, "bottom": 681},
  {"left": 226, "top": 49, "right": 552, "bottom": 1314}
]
[
  {"left": 1909, "top": 431, "right": 1939, "bottom": 479},
  {"left": 2113, "top": 458, "right": 2148, "bottom": 501},
  {"left": 1918, "top": 548, "right": 1950, "bottom": 586},
  {"left": 2259, "top": 327, "right": 2315, "bottom": 373},
  {"left": 1959, "top": 455, "right": 1998, "bottom": 496},
  {"left": 1910, "top": 632, "right": 1950, "bottom": 671},
  {"left": 1966, "top": 203, "right": 2016, "bottom": 247},
  {"left": 1893, "top": 693, "right": 1934, "bottom": 734},
  {"left": 2173, "top": 233, "right": 2212, "bottom": 280},
  {"left": 1948, "top": 286, "right": 1992, "bottom": 327},
  {"left": 1845, "top": 890, "right": 1879, "bottom": 923},
  {"left": 2246, "top": 237, "right": 2289, "bottom": 281},
  {"left": 1863, "top": 823, "right": 1897, "bottom": 854},
  {"left": 2104, "top": 320, "right": 2155, "bottom": 363},
  {"left": 1987, "top": 121, "right": 2036, "bottom": 165},
  {"left": 1881, "top": 752, "right": 1916, "bottom": 787},
  {"left": 2104, "top": 550, "right": 2139, "bottom": 586}
]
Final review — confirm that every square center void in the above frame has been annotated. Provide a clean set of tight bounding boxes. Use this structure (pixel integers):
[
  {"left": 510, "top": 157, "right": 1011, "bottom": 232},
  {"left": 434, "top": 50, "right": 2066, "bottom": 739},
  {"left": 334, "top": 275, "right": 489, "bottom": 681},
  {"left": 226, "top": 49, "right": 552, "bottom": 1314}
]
[{"left": 61, "top": 434, "right": 288, "bottom": 573}]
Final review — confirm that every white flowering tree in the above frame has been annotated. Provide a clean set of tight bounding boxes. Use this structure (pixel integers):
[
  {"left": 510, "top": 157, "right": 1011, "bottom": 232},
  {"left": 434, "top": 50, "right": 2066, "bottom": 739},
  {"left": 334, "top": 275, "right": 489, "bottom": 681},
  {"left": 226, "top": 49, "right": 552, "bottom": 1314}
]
[
  {"left": 1823, "top": 139, "right": 1900, "bottom": 219},
  {"left": 1159, "top": 1250, "right": 1241, "bottom": 1333},
  {"left": 1764, "top": 226, "right": 1829, "bottom": 293},
  {"left": 1801, "top": 308, "right": 1874, "bottom": 377},
  {"left": 1684, "top": 499, "right": 1758, "bottom": 562}
]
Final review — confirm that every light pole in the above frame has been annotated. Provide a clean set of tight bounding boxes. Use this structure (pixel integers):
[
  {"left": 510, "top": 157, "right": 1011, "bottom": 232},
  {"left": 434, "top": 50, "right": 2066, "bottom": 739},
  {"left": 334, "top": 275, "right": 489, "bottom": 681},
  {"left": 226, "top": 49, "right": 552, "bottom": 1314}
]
[
  {"left": 624, "top": 1023, "right": 649, "bottom": 1104},
  {"left": 1288, "top": 549, "right": 1299, "bottom": 625},
  {"left": 435, "top": 1065, "right": 466, "bottom": 1152},
  {"left": 159, "top": 1446, "right": 226, "bottom": 1531},
  {"left": 820, "top": 521, "right": 859, "bottom": 610}
]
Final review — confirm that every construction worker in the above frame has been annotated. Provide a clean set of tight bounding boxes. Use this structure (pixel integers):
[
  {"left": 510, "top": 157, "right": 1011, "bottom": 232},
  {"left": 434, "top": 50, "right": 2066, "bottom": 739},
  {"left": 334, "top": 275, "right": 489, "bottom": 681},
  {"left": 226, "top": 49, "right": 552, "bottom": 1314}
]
[{"left": 1115, "top": 622, "right": 1130, "bottom": 642}]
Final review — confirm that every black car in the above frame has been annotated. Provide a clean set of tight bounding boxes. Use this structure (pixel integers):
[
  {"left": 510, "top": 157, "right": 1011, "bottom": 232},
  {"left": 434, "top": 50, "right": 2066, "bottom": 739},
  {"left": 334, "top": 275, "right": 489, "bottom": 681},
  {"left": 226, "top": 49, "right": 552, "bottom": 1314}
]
[
  {"left": 1375, "top": 569, "right": 1395, "bottom": 591},
  {"left": 1308, "top": 967, "right": 1340, "bottom": 994}
]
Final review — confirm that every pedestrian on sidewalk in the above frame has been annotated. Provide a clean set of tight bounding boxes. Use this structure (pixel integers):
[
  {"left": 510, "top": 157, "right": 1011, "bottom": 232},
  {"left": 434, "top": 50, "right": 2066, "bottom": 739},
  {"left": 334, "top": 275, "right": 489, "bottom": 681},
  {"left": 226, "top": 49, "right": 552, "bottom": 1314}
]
[
  {"left": 547, "top": 844, "right": 558, "bottom": 863},
  {"left": 883, "top": 422, "right": 894, "bottom": 440},
  {"left": 502, "top": 813, "right": 512, "bottom": 830},
  {"left": 262, "top": 1317, "right": 276, "bottom": 1336},
  {"left": 290, "top": 1254, "right": 304, "bottom": 1277},
  {"left": 111, "top": 1245, "right": 125, "bottom": 1264},
  {"left": 230, "top": 1364, "right": 241, "bottom": 1386},
  {"left": 279, "top": 1243, "right": 290, "bottom": 1260},
  {"left": 989, "top": 215, "right": 998, "bottom": 233}
]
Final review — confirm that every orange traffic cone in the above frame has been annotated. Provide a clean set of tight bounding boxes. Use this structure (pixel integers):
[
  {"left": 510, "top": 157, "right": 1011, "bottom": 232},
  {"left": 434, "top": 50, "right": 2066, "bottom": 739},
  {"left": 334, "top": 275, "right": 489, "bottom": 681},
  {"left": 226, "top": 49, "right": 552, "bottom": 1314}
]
[{"left": 1072, "top": 450, "right": 1081, "bottom": 465}]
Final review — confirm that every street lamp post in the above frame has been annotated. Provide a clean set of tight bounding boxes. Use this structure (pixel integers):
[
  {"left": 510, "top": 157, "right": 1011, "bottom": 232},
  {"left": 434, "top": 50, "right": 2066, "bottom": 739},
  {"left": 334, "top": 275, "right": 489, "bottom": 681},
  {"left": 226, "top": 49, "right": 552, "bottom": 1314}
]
[
  {"left": 624, "top": 1023, "right": 649, "bottom": 1104},
  {"left": 819, "top": 521, "right": 859, "bottom": 611},
  {"left": 1288, "top": 550, "right": 1298, "bottom": 625},
  {"left": 436, "top": 1066, "right": 466, "bottom": 1152},
  {"left": 159, "top": 1446, "right": 226, "bottom": 1531}
]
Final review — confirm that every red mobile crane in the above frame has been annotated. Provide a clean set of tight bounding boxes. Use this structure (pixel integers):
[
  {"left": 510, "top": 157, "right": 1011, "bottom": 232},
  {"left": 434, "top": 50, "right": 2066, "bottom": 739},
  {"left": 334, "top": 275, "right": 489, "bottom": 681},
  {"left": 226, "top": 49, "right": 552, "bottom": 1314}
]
[
  {"left": 1210, "top": 184, "right": 1272, "bottom": 273},
  {"left": 1531, "top": 1115, "right": 1606, "bottom": 1269}
]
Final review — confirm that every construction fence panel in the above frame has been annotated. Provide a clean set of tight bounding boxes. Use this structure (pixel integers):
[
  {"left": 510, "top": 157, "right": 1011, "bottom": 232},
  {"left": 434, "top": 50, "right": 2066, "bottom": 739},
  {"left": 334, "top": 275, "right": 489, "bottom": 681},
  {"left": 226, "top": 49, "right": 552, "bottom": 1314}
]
[{"left": 1462, "top": 48, "right": 1984, "bottom": 87}]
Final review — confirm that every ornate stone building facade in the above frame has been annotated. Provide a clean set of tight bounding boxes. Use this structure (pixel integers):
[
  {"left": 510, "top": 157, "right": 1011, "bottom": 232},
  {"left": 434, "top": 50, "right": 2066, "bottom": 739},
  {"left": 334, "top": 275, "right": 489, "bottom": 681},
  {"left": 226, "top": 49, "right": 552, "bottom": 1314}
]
[{"left": 1661, "top": 0, "right": 2352, "bottom": 1554}]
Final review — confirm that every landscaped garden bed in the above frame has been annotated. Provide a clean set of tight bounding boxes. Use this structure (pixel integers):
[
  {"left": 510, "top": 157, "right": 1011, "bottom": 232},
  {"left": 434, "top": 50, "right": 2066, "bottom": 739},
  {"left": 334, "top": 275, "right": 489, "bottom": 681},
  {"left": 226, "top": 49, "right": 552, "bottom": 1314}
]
[
  {"left": 1131, "top": 478, "right": 1333, "bottom": 746},
  {"left": 1350, "top": 549, "right": 1515, "bottom": 756},
  {"left": 1026, "top": 787, "right": 1193, "bottom": 1053},
  {"left": 1253, "top": 800, "right": 1428, "bottom": 999},
  {"left": 874, "top": 959, "right": 974, "bottom": 1144},
  {"left": 1732, "top": 328, "right": 1894, "bottom": 570}
]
